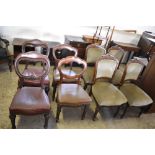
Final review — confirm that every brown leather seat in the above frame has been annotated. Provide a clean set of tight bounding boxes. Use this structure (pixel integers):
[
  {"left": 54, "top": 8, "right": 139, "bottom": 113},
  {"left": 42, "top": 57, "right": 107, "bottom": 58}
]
[
  {"left": 10, "top": 87, "right": 50, "bottom": 115},
  {"left": 18, "top": 39, "right": 50, "bottom": 94},
  {"left": 9, "top": 52, "right": 51, "bottom": 129},
  {"left": 55, "top": 56, "right": 92, "bottom": 122},
  {"left": 52, "top": 44, "right": 78, "bottom": 100},
  {"left": 57, "top": 84, "right": 91, "bottom": 106}
]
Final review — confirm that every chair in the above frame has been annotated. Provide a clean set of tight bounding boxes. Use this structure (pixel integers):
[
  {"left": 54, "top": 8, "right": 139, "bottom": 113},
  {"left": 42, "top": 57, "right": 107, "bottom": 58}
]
[
  {"left": 90, "top": 54, "right": 127, "bottom": 121},
  {"left": 55, "top": 56, "right": 92, "bottom": 122},
  {"left": 107, "top": 45, "right": 126, "bottom": 85},
  {"left": 9, "top": 52, "right": 51, "bottom": 129},
  {"left": 0, "top": 37, "right": 12, "bottom": 72},
  {"left": 52, "top": 44, "right": 78, "bottom": 100},
  {"left": 82, "top": 44, "right": 106, "bottom": 90},
  {"left": 120, "top": 59, "right": 153, "bottom": 118},
  {"left": 18, "top": 39, "right": 50, "bottom": 94}
]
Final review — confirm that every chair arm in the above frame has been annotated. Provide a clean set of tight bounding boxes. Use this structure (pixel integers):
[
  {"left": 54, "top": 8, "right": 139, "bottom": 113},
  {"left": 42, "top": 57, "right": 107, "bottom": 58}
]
[{"left": 0, "top": 38, "right": 9, "bottom": 47}]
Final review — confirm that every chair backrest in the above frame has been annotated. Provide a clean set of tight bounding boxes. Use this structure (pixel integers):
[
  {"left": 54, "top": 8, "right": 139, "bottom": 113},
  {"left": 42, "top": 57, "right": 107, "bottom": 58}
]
[
  {"left": 52, "top": 44, "right": 78, "bottom": 66},
  {"left": 120, "top": 58, "right": 145, "bottom": 84},
  {"left": 14, "top": 51, "right": 50, "bottom": 88},
  {"left": 22, "top": 39, "right": 49, "bottom": 56},
  {"left": 58, "top": 56, "right": 87, "bottom": 84},
  {"left": 108, "top": 45, "right": 125, "bottom": 64},
  {"left": 93, "top": 54, "right": 118, "bottom": 83},
  {"left": 85, "top": 44, "right": 106, "bottom": 64}
]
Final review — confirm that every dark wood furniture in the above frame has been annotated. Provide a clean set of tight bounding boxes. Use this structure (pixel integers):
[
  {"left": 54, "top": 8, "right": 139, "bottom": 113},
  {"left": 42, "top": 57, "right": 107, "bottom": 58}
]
[
  {"left": 137, "top": 31, "right": 155, "bottom": 58},
  {"left": 140, "top": 53, "right": 155, "bottom": 113},
  {"left": 56, "top": 56, "right": 92, "bottom": 122},
  {"left": 64, "top": 35, "right": 91, "bottom": 59},
  {"left": 18, "top": 39, "right": 50, "bottom": 95},
  {"left": 12, "top": 38, "right": 60, "bottom": 65},
  {"left": 9, "top": 52, "right": 51, "bottom": 129},
  {"left": 0, "top": 37, "right": 13, "bottom": 71}
]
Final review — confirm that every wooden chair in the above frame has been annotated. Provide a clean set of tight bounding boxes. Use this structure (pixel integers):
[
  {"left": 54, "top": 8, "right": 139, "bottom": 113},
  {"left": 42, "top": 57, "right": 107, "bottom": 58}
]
[
  {"left": 120, "top": 59, "right": 153, "bottom": 118},
  {"left": 90, "top": 54, "right": 127, "bottom": 121},
  {"left": 82, "top": 44, "right": 106, "bottom": 90},
  {"left": 18, "top": 39, "right": 50, "bottom": 94},
  {"left": 55, "top": 56, "right": 92, "bottom": 122},
  {"left": 0, "top": 37, "right": 12, "bottom": 72},
  {"left": 9, "top": 52, "right": 51, "bottom": 129},
  {"left": 52, "top": 44, "right": 78, "bottom": 101}
]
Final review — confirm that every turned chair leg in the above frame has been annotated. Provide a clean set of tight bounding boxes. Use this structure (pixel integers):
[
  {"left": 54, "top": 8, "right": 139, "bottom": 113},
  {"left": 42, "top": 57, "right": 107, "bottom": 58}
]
[
  {"left": 113, "top": 106, "right": 121, "bottom": 118},
  {"left": 45, "top": 86, "right": 50, "bottom": 95},
  {"left": 81, "top": 105, "right": 87, "bottom": 120},
  {"left": 9, "top": 114, "right": 16, "bottom": 129},
  {"left": 8, "top": 57, "right": 12, "bottom": 72},
  {"left": 44, "top": 113, "right": 50, "bottom": 129},
  {"left": 121, "top": 104, "right": 128, "bottom": 119},
  {"left": 52, "top": 84, "right": 57, "bottom": 101},
  {"left": 93, "top": 106, "right": 100, "bottom": 121},
  {"left": 56, "top": 105, "right": 61, "bottom": 123}
]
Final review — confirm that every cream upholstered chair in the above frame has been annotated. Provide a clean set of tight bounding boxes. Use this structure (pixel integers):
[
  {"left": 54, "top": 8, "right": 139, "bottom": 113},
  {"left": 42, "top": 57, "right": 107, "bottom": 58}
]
[
  {"left": 108, "top": 45, "right": 126, "bottom": 85},
  {"left": 55, "top": 56, "right": 92, "bottom": 122},
  {"left": 52, "top": 44, "right": 78, "bottom": 101},
  {"left": 83, "top": 44, "right": 106, "bottom": 90},
  {"left": 90, "top": 54, "right": 127, "bottom": 121},
  {"left": 120, "top": 59, "right": 153, "bottom": 118}
]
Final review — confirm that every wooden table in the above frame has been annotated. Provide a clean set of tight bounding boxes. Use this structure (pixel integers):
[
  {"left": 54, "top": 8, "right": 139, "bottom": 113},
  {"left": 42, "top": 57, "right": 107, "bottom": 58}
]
[
  {"left": 12, "top": 38, "right": 60, "bottom": 64},
  {"left": 111, "top": 41, "right": 140, "bottom": 62}
]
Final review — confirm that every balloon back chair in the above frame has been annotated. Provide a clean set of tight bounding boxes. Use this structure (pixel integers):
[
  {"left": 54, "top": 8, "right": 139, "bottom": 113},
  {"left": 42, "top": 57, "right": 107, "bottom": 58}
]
[
  {"left": 55, "top": 56, "right": 92, "bottom": 122},
  {"left": 52, "top": 44, "right": 78, "bottom": 101},
  {"left": 83, "top": 44, "right": 106, "bottom": 90},
  {"left": 90, "top": 54, "right": 127, "bottom": 120},
  {"left": 18, "top": 39, "right": 50, "bottom": 94},
  {"left": 9, "top": 52, "right": 51, "bottom": 129},
  {"left": 120, "top": 58, "right": 153, "bottom": 118}
]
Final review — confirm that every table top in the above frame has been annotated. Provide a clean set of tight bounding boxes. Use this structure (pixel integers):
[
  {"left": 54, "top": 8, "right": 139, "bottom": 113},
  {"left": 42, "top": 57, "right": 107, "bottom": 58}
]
[
  {"left": 12, "top": 38, "right": 60, "bottom": 48},
  {"left": 114, "top": 41, "right": 140, "bottom": 52}
]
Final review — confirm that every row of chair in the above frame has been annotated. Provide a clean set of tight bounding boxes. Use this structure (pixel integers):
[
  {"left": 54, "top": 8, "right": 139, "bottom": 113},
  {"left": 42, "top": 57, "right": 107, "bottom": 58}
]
[{"left": 9, "top": 39, "right": 153, "bottom": 128}]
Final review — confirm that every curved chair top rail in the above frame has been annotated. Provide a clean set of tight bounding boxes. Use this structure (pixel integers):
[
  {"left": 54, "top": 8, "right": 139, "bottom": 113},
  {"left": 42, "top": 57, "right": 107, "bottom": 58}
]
[
  {"left": 58, "top": 56, "right": 87, "bottom": 84},
  {"left": 22, "top": 39, "right": 49, "bottom": 56},
  {"left": 120, "top": 58, "right": 145, "bottom": 84},
  {"left": 92, "top": 54, "right": 119, "bottom": 83},
  {"left": 15, "top": 51, "right": 50, "bottom": 82},
  {"left": 52, "top": 44, "right": 78, "bottom": 64},
  {"left": 85, "top": 44, "right": 106, "bottom": 62}
]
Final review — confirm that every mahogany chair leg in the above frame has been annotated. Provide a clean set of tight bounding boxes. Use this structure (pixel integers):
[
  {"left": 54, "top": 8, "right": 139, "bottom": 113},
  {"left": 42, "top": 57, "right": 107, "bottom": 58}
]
[
  {"left": 44, "top": 113, "right": 50, "bottom": 129},
  {"left": 56, "top": 105, "right": 61, "bottom": 123},
  {"left": 120, "top": 104, "right": 128, "bottom": 119},
  {"left": 52, "top": 84, "right": 57, "bottom": 101},
  {"left": 9, "top": 114, "right": 16, "bottom": 129},
  {"left": 113, "top": 106, "right": 121, "bottom": 118},
  {"left": 81, "top": 105, "right": 87, "bottom": 120},
  {"left": 93, "top": 106, "right": 100, "bottom": 121}
]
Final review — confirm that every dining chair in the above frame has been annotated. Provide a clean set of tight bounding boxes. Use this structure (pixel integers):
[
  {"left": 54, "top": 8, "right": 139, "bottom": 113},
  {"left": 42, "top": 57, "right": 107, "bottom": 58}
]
[
  {"left": 120, "top": 58, "right": 153, "bottom": 118},
  {"left": 82, "top": 44, "right": 106, "bottom": 90},
  {"left": 55, "top": 56, "right": 92, "bottom": 122},
  {"left": 9, "top": 52, "right": 51, "bottom": 129},
  {"left": 90, "top": 54, "right": 127, "bottom": 120},
  {"left": 52, "top": 44, "right": 78, "bottom": 101},
  {"left": 18, "top": 39, "right": 50, "bottom": 94}
]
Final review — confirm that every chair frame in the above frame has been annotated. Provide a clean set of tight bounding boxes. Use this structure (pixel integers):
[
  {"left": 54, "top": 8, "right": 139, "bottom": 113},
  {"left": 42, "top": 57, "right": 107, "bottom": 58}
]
[
  {"left": 89, "top": 54, "right": 127, "bottom": 120},
  {"left": 120, "top": 59, "right": 153, "bottom": 118},
  {"left": 55, "top": 56, "right": 90, "bottom": 122},
  {"left": 9, "top": 52, "right": 50, "bottom": 129},
  {"left": 52, "top": 44, "right": 78, "bottom": 101}
]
